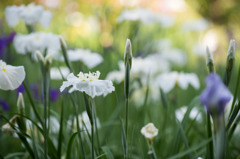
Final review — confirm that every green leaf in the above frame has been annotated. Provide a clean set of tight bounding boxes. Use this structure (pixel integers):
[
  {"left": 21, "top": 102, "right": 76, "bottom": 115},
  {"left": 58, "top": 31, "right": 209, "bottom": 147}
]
[
  {"left": 101, "top": 146, "right": 114, "bottom": 159},
  {"left": 57, "top": 99, "right": 64, "bottom": 158},
  {"left": 66, "top": 132, "right": 78, "bottom": 159}
]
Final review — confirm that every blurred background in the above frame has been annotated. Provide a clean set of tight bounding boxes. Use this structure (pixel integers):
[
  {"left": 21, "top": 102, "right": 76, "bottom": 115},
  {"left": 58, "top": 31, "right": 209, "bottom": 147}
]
[{"left": 1, "top": 0, "right": 240, "bottom": 158}]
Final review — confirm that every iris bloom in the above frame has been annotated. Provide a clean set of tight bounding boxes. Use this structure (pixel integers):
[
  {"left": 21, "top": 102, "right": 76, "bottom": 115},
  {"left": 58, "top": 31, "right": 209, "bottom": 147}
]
[
  {"left": 5, "top": 3, "right": 52, "bottom": 28},
  {"left": 13, "top": 32, "right": 62, "bottom": 60},
  {"left": 65, "top": 49, "right": 103, "bottom": 69},
  {"left": 200, "top": 73, "right": 232, "bottom": 116},
  {"left": 156, "top": 71, "right": 200, "bottom": 93},
  {"left": 60, "top": 71, "right": 115, "bottom": 98},
  {"left": 0, "top": 60, "right": 25, "bottom": 90}
]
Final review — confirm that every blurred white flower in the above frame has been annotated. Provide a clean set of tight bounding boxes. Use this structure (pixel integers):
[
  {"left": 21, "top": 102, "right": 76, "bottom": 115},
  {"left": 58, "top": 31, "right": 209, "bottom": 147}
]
[
  {"left": 0, "top": 60, "right": 25, "bottom": 90},
  {"left": 50, "top": 67, "right": 70, "bottom": 80},
  {"left": 47, "top": 116, "right": 60, "bottom": 134},
  {"left": 181, "top": 19, "right": 209, "bottom": 32},
  {"left": 69, "top": 111, "right": 100, "bottom": 134},
  {"left": 5, "top": 5, "right": 23, "bottom": 27},
  {"left": 117, "top": 8, "right": 175, "bottom": 27},
  {"left": 156, "top": 71, "right": 200, "bottom": 93},
  {"left": 66, "top": 49, "right": 103, "bottom": 69},
  {"left": 106, "top": 57, "right": 170, "bottom": 84},
  {"left": 141, "top": 123, "right": 158, "bottom": 140},
  {"left": 5, "top": 3, "right": 52, "bottom": 28},
  {"left": 14, "top": 32, "right": 62, "bottom": 60},
  {"left": 60, "top": 71, "right": 115, "bottom": 98},
  {"left": 175, "top": 106, "right": 202, "bottom": 122}
]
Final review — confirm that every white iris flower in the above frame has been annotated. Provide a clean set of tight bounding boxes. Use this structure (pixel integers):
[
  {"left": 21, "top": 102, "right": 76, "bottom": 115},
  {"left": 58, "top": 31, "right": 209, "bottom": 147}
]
[
  {"left": 156, "top": 71, "right": 200, "bottom": 93},
  {"left": 0, "top": 60, "right": 25, "bottom": 90},
  {"left": 5, "top": 3, "right": 52, "bottom": 28},
  {"left": 65, "top": 49, "right": 103, "bottom": 69},
  {"left": 13, "top": 32, "right": 62, "bottom": 60},
  {"left": 60, "top": 71, "right": 115, "bottom": 98}
]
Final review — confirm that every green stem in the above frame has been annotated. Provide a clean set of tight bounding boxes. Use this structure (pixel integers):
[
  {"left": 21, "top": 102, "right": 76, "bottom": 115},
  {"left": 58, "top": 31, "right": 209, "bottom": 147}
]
[
  {"left": 91, "top": 102, "right": 95, "bottom": 159},
  {"left": 43, "top": 67, "right": 50, "bottom": 159},
  {"left": 206, "top": 114, "right": 214, "bottom": 159},
  {"left": 92, "top": 100, "right": 100, "bottom": 154},
  {"left": 70, "top": 94, "right": 85, "bottom": 159},
  {"left": 125, "top": 98, "right": 129, "bottom": 159}
]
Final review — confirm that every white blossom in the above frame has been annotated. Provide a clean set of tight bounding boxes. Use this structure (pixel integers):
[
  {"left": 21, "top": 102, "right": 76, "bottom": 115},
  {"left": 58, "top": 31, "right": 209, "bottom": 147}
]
[
  {"left": 50, "top": 67, "right": 70, "bottom": 80},
  {"left": 0, "top": 60, "right": 25, "bottom": 90},
  {"left": 175, "top": 106, "right": 202, "bottom": 122},
  {"left": 117, "top": 8, "right": 175, "bottom": 27},
  {"left": 60, "top": 71, "right": 115, "bottom": 98},
  {"left": 69, "top": 111, "right": 100, "bottom": 134},
  {"left": 66, "top": 49, "right": 103, "bottom": 69},
  {"left": 141, "top": 123, "right": 158, "bottom": 140},
  {"left": 156, "top": 71, "right": 200, "bottom": 93},
  {"left": 13, "top": 32, "right": 62, "bottom": 60},
  {"left": 5, "top": 3, "right": 52, "bottom": 28}
]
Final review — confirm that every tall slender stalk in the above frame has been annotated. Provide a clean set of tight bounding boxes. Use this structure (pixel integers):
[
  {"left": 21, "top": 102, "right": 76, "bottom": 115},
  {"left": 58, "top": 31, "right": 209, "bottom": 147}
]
[{"left": 123, "top": 39, "right": 132, "bottom": 159}]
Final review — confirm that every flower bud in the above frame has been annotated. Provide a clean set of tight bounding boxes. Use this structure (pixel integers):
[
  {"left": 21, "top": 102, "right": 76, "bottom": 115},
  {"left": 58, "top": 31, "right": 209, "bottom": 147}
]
[
  {"left": 36, "top": 50, "right": 45, "bottom": 64},
  {"left": 124, "top": 39, "right": 132, "bottom": 69},
  {"left": 206, "top": 46, "right": 215, "bottom": 73},
  {"left": 223, "top": 39, "right": 235, "bottom": 86},
  {"left": 17, "top": 93, "right": 25, "bottom": 115}
]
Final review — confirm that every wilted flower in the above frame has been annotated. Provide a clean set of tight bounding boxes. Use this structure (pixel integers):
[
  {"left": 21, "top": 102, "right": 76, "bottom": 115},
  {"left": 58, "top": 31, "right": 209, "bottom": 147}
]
[
  {"left": 5, "top": 3, "right": 52, "bottom": 28},
  {"left": 156, "top": 71, "right": 200, "bottom": 93},
  {"left": 141, "top": 123, "right": 158, "bottom": 141},
  {"left": 69, "top": 111, "right": 100, "bottom": 134},
  {"left": 60, "top": 71, "right": 115, "bottom": 98},
  {"left": 200, "top": 73, "right": 232, "bottom": 116},
  {"left": 0, "top": 60, "right": 26, "bottom": 90},
  {"left": 65, "top": 49, "right": 103, "bottom": 69}
]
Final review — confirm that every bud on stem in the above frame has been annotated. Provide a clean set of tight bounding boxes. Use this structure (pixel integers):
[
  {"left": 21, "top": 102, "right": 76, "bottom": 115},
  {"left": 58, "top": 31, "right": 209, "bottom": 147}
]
[
  {"left": 206, "top": 46, "right": 215, "bottom": 73},
  {"left": 223, "top": 39, "right": 235, "bottom": 86}
]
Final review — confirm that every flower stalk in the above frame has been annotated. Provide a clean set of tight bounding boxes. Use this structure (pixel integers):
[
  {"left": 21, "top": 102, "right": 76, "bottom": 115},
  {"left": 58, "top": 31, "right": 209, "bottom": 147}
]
[
  {"left": 124, "top": 39, "right": 132, "bottom": 159},
  {"left": 36, "top": 50, "right": 52, "bottom": 159}
]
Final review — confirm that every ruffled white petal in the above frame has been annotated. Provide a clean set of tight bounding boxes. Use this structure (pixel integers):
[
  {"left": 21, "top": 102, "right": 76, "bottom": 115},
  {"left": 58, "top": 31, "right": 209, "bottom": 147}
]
[
  {"left": 59, "top": 73, "right": 80, "bottom": 92},
  {"left": 0, "top": 65, "right": 25, "bottom": 90}
]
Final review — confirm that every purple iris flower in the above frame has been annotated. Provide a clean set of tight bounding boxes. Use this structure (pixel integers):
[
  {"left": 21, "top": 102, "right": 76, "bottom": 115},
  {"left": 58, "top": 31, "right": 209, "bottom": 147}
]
[
  {"left": 0, "top": 99, "right": 10, "bottom": 111},
  {"left": 0, "top": 31, "right": 16, "bottom": 57},
  {"left": 16, "top": 84, "right": 25, "bottom": 95},
  {"left": 200, "top": 73, "right": 232, "bottom": 116},
  {"left": 50, "top": 89, "right": 60, "bottom": 102}
]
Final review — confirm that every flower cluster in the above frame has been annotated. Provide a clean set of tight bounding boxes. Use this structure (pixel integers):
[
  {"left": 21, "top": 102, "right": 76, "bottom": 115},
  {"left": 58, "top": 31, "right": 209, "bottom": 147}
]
[{"left": 5, "top": 3, "right": 52, "bottom": 28}]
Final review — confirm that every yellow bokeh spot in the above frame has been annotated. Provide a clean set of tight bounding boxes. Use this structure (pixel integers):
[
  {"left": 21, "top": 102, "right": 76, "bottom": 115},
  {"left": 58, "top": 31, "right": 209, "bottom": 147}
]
[{"left": 2, "top": 68, "right": 6, "bottom": 72}]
